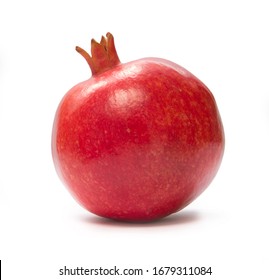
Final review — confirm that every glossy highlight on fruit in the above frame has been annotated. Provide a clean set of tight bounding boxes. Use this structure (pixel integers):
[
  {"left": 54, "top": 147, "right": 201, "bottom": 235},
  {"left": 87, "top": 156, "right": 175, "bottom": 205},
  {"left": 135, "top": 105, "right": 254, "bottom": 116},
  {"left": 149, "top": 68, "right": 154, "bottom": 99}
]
[{"left": 52, "top": 33, "right": 225, "bottom": 222}]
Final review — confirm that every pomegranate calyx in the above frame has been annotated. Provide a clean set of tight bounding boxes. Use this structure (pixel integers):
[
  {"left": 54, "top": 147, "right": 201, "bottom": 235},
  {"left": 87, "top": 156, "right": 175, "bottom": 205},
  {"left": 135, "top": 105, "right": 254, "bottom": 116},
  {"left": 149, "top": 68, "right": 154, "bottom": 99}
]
[{"left": 76, "top": 32, "right": 121, "bottom": 76}]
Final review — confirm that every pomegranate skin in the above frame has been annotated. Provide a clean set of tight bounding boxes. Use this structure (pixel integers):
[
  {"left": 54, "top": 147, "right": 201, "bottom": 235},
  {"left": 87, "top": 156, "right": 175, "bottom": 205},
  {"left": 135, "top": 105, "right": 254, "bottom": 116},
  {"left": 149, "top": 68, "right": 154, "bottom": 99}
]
[{"left": 52, "top": 57, "right": 224, "bottom": 222}]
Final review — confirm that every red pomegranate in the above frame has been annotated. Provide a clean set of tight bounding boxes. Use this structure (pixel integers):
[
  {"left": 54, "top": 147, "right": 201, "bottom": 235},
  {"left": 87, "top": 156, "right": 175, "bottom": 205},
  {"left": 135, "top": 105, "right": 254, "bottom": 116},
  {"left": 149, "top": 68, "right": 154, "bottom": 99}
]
[{"left": 52, "top": 33, "right": 225, "bottom": 222}]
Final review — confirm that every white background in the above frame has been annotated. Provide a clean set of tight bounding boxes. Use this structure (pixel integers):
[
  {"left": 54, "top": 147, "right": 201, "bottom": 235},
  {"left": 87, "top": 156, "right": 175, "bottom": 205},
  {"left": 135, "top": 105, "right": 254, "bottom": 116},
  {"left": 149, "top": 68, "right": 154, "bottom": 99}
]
[{"left": 0, "top": 0, "right": 269, "bottom": 279}]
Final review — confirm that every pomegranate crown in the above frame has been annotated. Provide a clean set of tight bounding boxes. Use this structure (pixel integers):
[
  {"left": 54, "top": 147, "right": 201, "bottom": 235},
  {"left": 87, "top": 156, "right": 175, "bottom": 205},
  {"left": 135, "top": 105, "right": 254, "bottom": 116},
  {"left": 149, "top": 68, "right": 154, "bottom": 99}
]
[{"left": 76, "top": 32, "right": 121, "bottom": 75}]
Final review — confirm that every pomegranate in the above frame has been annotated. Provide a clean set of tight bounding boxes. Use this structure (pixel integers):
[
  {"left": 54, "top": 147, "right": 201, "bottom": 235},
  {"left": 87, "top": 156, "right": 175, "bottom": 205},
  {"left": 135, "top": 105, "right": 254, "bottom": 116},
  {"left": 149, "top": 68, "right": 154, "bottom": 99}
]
[{"left": 52, "top": 33, "right": 225, "bottom": 222}]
